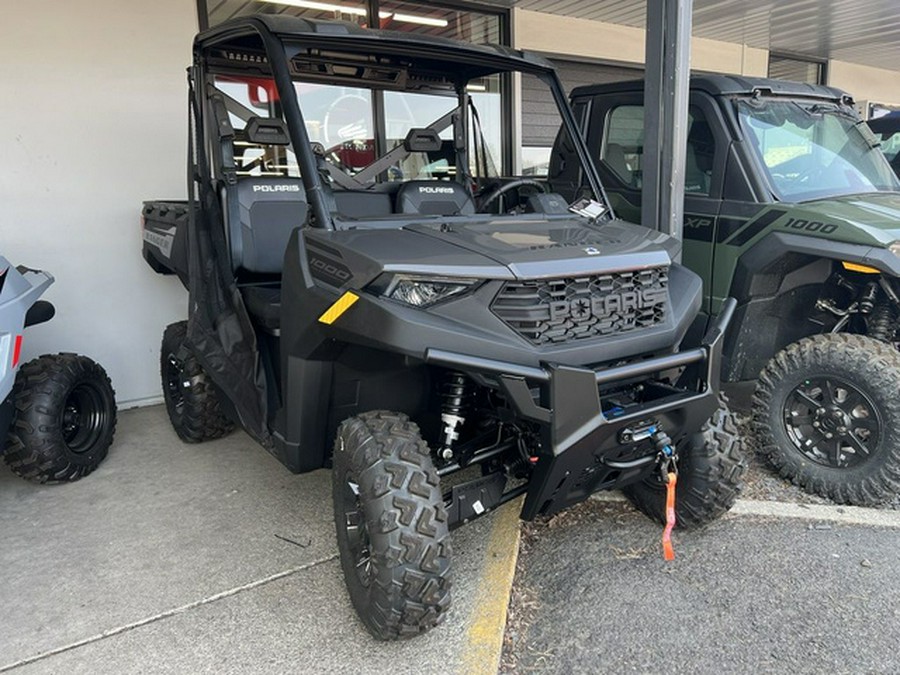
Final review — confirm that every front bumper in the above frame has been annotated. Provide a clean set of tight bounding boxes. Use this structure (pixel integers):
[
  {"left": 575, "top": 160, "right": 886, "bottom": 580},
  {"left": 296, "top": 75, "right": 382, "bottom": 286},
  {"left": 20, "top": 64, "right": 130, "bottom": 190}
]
[{"left": 427, "top": 298, "right": 736, "bottom": 520}]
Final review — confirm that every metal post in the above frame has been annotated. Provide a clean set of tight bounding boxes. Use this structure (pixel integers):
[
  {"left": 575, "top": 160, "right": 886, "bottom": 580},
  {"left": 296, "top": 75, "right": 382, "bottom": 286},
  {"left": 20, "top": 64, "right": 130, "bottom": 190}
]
[{"left": 642, "top": 0, "right": 693, "bottom": 257}]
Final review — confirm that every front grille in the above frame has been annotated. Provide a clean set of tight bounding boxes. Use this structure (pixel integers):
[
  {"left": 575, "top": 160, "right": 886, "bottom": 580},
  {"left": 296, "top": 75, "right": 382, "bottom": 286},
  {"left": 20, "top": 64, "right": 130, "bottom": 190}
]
[{"left": 491, "top": 267, "right": 668, "bottom": 345}]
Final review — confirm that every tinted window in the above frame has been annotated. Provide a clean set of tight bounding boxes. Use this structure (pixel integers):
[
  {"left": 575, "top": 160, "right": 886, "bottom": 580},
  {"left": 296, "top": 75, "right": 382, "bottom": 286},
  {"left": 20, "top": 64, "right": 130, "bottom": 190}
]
[{"left": 600, "top": 104, "right": 715, "bottom": 195}]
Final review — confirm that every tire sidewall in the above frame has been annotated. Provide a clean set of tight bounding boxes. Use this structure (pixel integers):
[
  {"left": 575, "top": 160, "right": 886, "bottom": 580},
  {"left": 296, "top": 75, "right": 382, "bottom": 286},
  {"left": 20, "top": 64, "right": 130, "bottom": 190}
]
[{"left": 756, "top": 336, "right": 900, "bottom": 488}]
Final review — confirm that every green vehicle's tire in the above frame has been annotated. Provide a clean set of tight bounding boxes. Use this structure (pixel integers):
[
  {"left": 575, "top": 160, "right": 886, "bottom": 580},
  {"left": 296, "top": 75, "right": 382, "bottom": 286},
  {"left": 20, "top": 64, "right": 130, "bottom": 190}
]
[{"left": 753, "top": 334, "right": 900, "bottom": 505}]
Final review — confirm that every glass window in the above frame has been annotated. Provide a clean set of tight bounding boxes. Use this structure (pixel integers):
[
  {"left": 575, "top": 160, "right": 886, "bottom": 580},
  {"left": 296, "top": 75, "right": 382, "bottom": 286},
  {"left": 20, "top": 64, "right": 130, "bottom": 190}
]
[
  {"left": 601, "top": 105, "right": 644, "bottom": 187},
  {"left": 213, "top": 76, "right": 302, "bottom": 177},
  {"left": 600, "top": 105, "right": 715, "bottom": 195},
  {"left": 738, "top": 100, "right": 900, "bottom": 201},
  {"left": 377, "top": 2, "right": 502, "bottom": 43},
  {"left": 207, "top": 0, "right": 368, "bottom": 27},
  {"left": 768, "top": 54, "right": 825, "bottom": 85},
  {"left": 204, "top": 1, "right": 502, "bottom": 42},
  {"left": 876, "top": 131, "right": 900, "bottom": 164}
]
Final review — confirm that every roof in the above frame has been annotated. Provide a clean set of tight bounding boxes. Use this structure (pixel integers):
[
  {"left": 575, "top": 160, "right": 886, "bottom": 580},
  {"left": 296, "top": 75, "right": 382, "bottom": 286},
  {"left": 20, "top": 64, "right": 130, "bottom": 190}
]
[
  {"left": 571, "top": 74, "right": 850, "bottom": 102},
  {"left": 196, "top": 14, "right": 554, "bottom": 75}
]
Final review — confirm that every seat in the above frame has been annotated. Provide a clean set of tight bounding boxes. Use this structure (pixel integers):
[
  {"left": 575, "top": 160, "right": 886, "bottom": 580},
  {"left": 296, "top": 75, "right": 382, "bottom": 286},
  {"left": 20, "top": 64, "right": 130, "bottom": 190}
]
[
  {"left": 226, "top": 176, "right": 307, "bottom": 333},
  {"left": 603, "top": 142, "right": 634, "bottom": 186},
  {"left": 394, "top": 180, "right": 475, "bottom": 216},
  {"left": 230, "top": 177, "right": 307, "bottom": 274}
]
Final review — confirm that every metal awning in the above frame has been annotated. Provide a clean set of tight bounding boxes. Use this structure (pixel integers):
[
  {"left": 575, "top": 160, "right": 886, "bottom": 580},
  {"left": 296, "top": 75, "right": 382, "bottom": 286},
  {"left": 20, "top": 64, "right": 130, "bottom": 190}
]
[{"left": 483, "top": 0, "right": 900, "bottom": 70}]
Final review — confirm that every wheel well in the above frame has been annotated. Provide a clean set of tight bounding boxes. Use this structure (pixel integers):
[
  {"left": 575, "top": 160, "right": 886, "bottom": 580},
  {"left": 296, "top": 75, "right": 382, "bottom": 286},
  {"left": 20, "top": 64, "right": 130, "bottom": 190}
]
[{"left": 723, "top": 249, "right": 837, "bottom": 382}]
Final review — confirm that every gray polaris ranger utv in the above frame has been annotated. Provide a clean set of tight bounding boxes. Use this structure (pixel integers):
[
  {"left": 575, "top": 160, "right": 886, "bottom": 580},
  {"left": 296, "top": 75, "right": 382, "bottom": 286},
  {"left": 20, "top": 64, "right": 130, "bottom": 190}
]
[{"left": 141, "top": 15, "right": 745, "bottom": 640}]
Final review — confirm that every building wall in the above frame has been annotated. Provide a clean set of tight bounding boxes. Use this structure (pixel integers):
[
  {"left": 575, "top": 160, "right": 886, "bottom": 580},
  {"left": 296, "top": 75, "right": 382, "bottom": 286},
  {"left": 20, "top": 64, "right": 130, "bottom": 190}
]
[
  {"left": 512, "top": 8, "right": 769, "bottom": 76},
  {"left": 1, "top": 0, "right": 198, "bottom": 405},
  {"left": 3, "top": 2, "right": 899, "bottom": 409},
  {"left": 828, "top": 60, "right": 900, "bottom": 110}
]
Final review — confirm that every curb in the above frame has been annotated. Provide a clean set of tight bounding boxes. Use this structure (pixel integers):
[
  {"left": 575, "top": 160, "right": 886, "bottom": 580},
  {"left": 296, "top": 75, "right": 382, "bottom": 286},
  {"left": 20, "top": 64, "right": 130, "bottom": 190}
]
[{"left": 459, "top": 496, "right": 524, "bottom": 675}]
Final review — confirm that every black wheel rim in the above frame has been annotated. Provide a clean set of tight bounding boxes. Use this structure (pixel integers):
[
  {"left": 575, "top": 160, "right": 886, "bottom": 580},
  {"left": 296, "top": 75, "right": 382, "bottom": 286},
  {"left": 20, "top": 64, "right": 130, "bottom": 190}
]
[
  {"left": 61, "top": 382, "right": 110, "bottom": 454},
  {"left": 165, "top": 354, "right": 186, "bottom": 416},
  {"left": 782, "top": 376, "right": 881, "bottom": 469},
  {"left": 341, "top": 478, "right": 374, "bottom": 588}
]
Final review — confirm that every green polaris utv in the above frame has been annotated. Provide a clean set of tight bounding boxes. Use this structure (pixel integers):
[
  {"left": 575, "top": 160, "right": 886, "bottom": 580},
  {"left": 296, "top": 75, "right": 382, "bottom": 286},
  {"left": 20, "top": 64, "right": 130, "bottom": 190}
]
[{"left": 552, "top": 75, "right": 900, "bottom": 505}]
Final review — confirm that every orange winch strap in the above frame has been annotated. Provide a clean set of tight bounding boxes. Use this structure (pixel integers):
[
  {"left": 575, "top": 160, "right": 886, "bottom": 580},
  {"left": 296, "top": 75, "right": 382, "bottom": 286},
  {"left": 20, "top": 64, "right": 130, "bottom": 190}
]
[{"left": 662, "top": 471, "right": 677, "bottom": 561}]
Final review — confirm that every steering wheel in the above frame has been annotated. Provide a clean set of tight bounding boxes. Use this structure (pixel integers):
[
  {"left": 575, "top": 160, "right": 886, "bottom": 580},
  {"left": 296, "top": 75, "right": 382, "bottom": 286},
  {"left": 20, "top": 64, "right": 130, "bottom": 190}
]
[
  {"left": 476, "top": 178, "right": 547, "bottom": 212},
  {"left": 323, "top": 94, "right": 371, "bottom": 146}
]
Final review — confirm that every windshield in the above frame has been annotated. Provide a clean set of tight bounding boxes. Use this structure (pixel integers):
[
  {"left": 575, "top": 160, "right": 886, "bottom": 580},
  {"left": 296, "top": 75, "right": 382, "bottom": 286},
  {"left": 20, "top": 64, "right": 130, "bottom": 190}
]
[
  {"left": 737, "top": 99, "right": 900, "bottom": 202},
  {"left": 207, "top": 42, "right": 604, "bottom": 224}
]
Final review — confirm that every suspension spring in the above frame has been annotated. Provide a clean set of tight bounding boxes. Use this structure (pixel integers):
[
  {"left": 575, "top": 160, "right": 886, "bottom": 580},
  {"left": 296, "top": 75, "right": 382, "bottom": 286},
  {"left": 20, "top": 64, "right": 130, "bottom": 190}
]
[
  {"left": 858, "top": 282, "right": 879, "bottom": 314},
  {"left": 440, "top": 371, "right": 472, "bottom": 460},
  {"left": 867, "top": 302, "right": 896, "bottom": 342}
]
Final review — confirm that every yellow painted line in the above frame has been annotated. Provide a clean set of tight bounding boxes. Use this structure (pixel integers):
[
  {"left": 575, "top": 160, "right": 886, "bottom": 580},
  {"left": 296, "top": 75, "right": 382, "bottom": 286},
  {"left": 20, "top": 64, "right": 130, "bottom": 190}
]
[
  {"left": 841, "top": 261, "right": 880, "bottom": 274},
  {"left": 460, "top": 496, "right": 523, "bottom": 675},
  {"left": 317, "top": 291, "right": 359, "bottom": 325}
]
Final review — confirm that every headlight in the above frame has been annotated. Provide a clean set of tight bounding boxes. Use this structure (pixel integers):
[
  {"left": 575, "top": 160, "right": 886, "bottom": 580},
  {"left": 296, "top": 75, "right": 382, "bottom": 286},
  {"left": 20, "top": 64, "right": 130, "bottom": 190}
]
[
  {"left": 381, "top": 275, "right": 479, "bottom": 308},
  {"left": 890, "top": 241, "right": 900, "bottom": 257}
]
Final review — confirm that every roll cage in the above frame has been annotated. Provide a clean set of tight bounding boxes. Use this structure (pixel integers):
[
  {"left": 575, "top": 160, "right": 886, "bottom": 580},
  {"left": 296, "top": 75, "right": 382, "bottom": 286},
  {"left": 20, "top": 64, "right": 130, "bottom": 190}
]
[{"left": 191, "top": 14, "right": 612, "bottom": 232}]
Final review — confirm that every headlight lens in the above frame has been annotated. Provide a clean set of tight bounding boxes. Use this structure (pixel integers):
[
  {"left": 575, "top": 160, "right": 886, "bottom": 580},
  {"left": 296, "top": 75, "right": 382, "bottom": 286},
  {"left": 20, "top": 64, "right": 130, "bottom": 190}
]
[
  {"left": 383, "top": 275, "right": 479, "bottom": 308},
  {"left": 890, "top": 241, "right": 900, "bottom": 257}
]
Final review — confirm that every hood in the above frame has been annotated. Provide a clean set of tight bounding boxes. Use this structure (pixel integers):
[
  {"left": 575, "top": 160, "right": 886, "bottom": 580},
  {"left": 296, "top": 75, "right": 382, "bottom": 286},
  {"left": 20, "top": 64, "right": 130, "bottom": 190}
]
[
  {"left": 792, "top": 192, "right": 900, "bottom": 247},
  {"left": 406, "top": 217, "right": 676, "bottom": 279},
  {"left": 309, "top": 217, "right": 678, "bottom": 285}
]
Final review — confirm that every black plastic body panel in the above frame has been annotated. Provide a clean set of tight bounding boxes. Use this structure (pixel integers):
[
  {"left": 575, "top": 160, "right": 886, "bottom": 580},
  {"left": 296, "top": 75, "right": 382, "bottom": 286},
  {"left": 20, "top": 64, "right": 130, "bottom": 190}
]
[{"left": 142, "top": 200, "right": 192, "bottom": 286}]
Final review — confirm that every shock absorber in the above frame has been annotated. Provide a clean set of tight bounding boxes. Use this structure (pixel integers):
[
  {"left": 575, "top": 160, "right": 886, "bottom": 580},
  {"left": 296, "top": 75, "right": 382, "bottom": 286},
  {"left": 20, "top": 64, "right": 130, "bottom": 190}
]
[{"left": 440, "top": 372, "right": 471, "bottom": 460}]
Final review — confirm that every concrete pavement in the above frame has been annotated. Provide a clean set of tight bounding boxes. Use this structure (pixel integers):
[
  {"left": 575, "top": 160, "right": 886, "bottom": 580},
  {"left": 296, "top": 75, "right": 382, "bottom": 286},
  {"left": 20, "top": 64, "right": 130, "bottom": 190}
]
[{"left": 0, "top": 405, "right": 519, "bottom": 674}]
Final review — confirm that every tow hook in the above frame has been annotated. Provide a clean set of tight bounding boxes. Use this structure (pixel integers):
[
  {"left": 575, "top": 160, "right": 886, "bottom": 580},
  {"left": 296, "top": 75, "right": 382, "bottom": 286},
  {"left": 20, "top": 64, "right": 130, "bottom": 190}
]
[{"left": 651, "top": 427, "right": 678, "bottom": 482}]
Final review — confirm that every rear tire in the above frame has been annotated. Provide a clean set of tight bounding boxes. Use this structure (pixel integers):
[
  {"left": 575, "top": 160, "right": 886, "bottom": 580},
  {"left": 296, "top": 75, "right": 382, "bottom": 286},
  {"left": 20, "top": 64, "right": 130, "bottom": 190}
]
[
  {"left": 4, "top": 354, "right": 117, "bottom": 483},
  {"left": 753, "top": 334, "right": 900, "bottom": 505},
  {"left": 623, "top": 398, "right": 746, "bottom": 528},
  {"left": 333, "top": 411, "right": 452, "bottom": 640},
  {"left": 160, "top": 321, "right": 233, "bottom": 443}
]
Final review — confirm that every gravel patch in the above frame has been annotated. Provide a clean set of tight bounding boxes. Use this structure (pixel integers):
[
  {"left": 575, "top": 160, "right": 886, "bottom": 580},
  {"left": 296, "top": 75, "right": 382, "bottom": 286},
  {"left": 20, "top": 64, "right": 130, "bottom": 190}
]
[{"left": 500, "top": 404, "right": 900, "bottom": 670}]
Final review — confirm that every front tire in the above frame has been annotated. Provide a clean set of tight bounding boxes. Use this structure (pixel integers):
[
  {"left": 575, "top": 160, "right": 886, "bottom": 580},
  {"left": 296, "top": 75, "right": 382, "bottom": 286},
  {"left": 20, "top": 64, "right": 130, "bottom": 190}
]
[
  {"left": 333, "top": 411, "right": 452, "bottom": 640},
  {"left": 4, "top": 354, "right": 117, "bottom": 483},
  {"left": 160, "top": 321, "right": 233, "bottom": 443},
  {"left": 623, "top": 399, "right": 746, "bottom": 528},
  {"left": 753, "top": 334, "right": 900, "bottom": 505}
]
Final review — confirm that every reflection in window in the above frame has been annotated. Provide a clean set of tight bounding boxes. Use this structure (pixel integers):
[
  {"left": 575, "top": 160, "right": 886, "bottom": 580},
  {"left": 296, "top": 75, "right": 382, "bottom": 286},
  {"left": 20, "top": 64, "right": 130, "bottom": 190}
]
[
  {"left": 205, "top": 0, "right": 502, "bottom": 43},
  {"left": 739, "top": 100, "right": 899, "bottom": 201},
  {"left": 376, "top": 2, "right": 502, "bottom": 43},
  {"left": 207, "top": 0, "right": 368, "bottom": 27}
]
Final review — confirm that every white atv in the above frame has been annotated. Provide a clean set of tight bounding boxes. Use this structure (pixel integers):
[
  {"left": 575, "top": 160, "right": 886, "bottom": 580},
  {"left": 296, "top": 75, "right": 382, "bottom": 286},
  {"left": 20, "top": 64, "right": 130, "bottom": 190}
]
[{"left": 0, "top": 257, "right": 116, "bottom": 482}]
